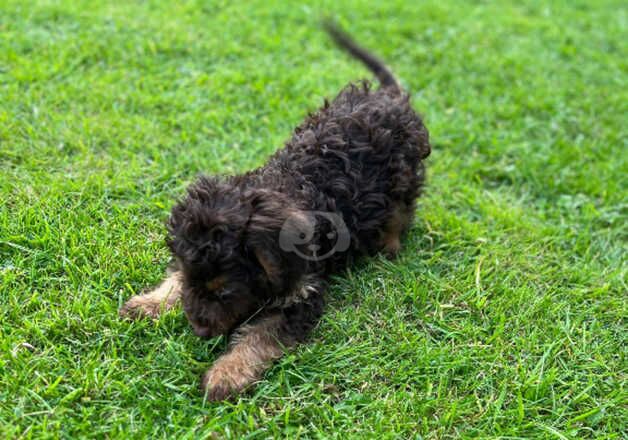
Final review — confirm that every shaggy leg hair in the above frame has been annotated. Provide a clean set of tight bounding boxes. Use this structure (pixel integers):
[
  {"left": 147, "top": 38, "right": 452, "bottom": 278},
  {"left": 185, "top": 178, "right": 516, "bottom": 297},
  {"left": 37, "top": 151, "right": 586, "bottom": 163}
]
[
  {"left": 121, "top": 23, "right": 430, "bottom": 400},
  {"left": 201, "top": 314, "right": 287, "bottom": 400},
  {"left": 200, "top": 284, "right": 324, "bottom": 400},
  {"left": 119, "top": 270, "right": 182, "bottom": 319},
  {"left": 379, "top": 202, "right": 415, "bottom": 258}
]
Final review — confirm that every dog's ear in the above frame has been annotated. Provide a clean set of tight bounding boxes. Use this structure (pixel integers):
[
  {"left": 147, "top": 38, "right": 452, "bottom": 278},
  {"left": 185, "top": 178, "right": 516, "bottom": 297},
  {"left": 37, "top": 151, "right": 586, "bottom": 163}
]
[
  {"left": 251, "top": 246, "right": 282, "bottom": 288},
  {"left": 243, "top": 189, "right": 307, "bottom": 291}
]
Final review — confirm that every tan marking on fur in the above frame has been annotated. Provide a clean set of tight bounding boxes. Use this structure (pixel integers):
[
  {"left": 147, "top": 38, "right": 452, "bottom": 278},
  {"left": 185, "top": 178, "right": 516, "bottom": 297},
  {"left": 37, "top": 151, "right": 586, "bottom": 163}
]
[
  {"left": 206, "top": 275, "right": 227, "bottom": 292},
  {"left": 201, "top": 314, "right": 290, "bottom": 400},
  {"left": 119, "top": 271, "right": 182, "bottom": 319},
  {"left": 380, "top": 203, "right": 414, "bottom": 258},
  {"left": 254, "top": 248, "right": 280, "bottom": 283}
]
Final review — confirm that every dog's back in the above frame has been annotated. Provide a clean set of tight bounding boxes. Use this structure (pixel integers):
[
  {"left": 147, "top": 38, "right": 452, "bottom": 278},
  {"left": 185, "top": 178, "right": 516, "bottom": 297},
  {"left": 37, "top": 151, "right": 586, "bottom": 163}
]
[{"left": 269, "top": 24, "right": 431, "bottom": 260}]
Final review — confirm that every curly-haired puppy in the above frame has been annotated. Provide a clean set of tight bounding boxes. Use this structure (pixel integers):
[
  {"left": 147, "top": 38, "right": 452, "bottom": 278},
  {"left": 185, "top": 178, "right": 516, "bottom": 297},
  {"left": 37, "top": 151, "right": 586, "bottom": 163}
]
[{"left": 120, "top": 23, "right": 430, "bottom": 400}]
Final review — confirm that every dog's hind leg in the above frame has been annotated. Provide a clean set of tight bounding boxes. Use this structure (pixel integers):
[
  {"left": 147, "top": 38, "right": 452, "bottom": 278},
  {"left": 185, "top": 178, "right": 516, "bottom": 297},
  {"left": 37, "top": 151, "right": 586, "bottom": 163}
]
[
  {"left": 379, "top": 202, "right": 415, "bottom": 258},
  {"left": 201, "top": 284, "right": 325, "bottom": 400},
  {"left": 119, "top": 271, "right": 182, "bottom": 320}
]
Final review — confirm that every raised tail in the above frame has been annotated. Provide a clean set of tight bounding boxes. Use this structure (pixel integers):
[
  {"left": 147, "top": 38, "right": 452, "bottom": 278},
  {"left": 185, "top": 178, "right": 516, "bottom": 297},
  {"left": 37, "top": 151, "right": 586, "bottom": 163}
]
[{"left": 323, "top": 20, "right": 400, "bottom": 93}]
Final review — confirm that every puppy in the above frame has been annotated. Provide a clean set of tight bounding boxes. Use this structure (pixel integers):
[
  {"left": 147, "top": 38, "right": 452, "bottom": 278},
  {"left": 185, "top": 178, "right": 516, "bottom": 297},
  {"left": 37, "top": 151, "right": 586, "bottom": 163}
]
[{"left": 120, "top": 23, "right": 431, "bottom": 400}]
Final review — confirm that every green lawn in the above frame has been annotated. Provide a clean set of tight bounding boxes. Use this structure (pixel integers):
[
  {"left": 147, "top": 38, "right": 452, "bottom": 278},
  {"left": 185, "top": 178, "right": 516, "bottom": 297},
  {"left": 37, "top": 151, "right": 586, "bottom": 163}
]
[{"left": 1, "top": 0, "right": 626, "bottom": 438}]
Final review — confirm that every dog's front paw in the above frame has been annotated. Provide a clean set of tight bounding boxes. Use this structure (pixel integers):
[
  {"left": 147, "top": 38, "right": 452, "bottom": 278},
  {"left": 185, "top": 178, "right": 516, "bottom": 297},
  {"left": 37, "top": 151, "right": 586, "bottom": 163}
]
[
  {"left": 119, "top": 295, "right": 162, "bottom": 320},
  {"left": 201, "top": 359, "right": 257, "bottom": 401},
  {"left": 119, "top": 273, "right": 182, "bottom": 320}
]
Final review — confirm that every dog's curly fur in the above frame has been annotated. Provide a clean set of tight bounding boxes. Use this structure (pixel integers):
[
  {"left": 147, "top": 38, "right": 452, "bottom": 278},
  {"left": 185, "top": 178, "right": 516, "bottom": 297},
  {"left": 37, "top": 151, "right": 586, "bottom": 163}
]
[{"left": 120, "top": 23, "right": 430, "bottom": 400}]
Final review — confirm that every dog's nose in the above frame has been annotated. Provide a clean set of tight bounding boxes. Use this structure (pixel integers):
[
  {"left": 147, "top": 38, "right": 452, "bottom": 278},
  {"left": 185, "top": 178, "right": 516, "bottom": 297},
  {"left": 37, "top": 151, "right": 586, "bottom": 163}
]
[
  {"left": 308, "top": 244, "right": 321, "bottom": 252},
  {"left": 192, "top": 323, "right": 213, "bottom": 338}
]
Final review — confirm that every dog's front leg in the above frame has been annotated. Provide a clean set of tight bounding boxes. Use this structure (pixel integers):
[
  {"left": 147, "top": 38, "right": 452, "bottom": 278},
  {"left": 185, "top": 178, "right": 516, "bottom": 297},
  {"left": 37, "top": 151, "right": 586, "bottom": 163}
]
[
  {"left": 201, "top": 290, "right": 324, "bottom": 401},
  {"left": 119, "top": 271, "right": 182, "bottom": 319}
]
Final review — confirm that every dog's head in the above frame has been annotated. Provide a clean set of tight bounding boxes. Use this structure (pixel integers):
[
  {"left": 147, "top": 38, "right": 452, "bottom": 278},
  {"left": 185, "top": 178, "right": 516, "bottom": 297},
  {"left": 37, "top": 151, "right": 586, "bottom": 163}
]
[{"left": 166, "top": 176, "right": 307, "bottom": 338}]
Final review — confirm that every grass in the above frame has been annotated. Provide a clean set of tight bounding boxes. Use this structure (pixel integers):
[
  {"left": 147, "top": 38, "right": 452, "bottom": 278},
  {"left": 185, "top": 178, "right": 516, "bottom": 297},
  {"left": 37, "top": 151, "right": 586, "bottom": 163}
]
[{"left": 0, "top": 0, "right": 626, "bottom": 438}]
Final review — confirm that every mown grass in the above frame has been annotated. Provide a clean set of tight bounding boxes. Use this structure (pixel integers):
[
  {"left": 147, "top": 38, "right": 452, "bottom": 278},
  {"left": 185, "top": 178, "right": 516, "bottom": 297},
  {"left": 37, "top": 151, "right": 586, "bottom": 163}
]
[{"left": 1, "top": 0, "right": 626, "bottom": 438}]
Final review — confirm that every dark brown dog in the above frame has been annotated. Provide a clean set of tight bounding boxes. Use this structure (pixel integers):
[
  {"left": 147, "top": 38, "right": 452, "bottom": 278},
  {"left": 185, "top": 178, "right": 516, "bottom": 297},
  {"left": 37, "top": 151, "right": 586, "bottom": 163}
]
[{"left": 120, "top": 23, "right": 430, "bottom": 400}]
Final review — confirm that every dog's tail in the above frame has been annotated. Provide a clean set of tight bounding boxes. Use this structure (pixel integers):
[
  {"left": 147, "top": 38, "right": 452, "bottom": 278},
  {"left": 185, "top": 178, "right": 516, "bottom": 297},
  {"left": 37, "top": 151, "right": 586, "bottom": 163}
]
[{"left": 323, "top": 20, "right": 400, "bottom": 93}]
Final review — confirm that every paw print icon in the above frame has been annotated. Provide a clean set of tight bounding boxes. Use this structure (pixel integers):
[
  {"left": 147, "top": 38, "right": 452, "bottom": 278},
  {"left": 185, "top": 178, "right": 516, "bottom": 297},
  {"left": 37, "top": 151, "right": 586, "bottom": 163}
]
[{"left": 279, "top": 211, "right": 350, "bottom": 261}]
